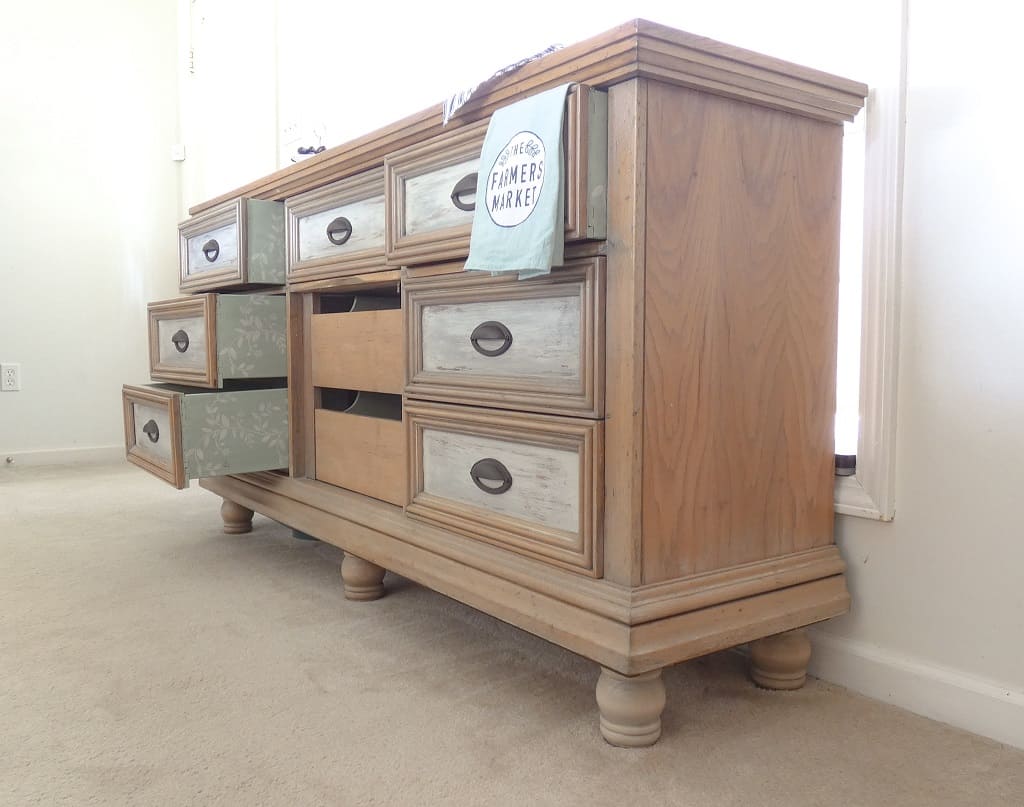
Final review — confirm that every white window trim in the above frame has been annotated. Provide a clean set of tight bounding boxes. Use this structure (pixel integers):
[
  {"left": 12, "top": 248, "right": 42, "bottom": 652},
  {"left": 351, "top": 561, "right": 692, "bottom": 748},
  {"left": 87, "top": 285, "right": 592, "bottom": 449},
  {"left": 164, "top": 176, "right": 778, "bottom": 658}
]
[{"left": 834, "top": 0, "right": 908, "bottom": 521}]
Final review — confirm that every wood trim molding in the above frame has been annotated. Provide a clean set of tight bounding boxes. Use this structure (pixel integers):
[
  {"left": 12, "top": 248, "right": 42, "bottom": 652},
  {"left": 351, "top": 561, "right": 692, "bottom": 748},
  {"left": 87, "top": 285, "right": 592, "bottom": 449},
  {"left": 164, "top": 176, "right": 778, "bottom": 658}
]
[
  {"left": 122, "top": 384, "right": 185, "bottom": 489},
  {"left": 188, "top": 20, "right": 867, "bottom": 217},
  {"left": 285, "top": 167, "right": 387, "bottom": 282},
  {"left": 179, "top": 198, "right": 245, "bottom": 292},
  {"left": 833, "top": 0, "right": 907, "bottom": 521},
  {"left": 147, "top": 294, "right": 217, "bottom": 388},
  {"left": 403, "top": 259, "right": 604, "bottom": 418}
]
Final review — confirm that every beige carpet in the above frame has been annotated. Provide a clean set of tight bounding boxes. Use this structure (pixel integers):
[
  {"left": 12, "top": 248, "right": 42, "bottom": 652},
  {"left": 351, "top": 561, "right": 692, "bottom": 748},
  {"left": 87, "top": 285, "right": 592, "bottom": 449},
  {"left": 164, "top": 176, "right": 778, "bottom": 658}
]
[{"left": 2, "top": 462, "right": 1022, "bottom": 806}]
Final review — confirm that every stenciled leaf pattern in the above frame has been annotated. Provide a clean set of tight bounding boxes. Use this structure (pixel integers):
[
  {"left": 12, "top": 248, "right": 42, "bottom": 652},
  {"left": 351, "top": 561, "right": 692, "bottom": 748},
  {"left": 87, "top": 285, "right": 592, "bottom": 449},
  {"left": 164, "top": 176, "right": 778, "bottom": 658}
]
[
  {"left": 182, "top": 389, "right": 288, "bottom": 478},
  {"left": 217, "top": 295, "right": 287, "bottom": 381}
]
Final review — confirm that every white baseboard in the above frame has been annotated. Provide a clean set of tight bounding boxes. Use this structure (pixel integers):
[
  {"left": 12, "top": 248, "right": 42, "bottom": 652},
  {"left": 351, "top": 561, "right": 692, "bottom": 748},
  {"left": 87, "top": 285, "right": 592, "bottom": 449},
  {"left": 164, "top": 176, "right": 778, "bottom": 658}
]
[
  {"left": 808, "top": 628, "right": 1024, "bottom": 750},
  {"left": 1, "top": 445, "right": 124, "bottom": 467}
]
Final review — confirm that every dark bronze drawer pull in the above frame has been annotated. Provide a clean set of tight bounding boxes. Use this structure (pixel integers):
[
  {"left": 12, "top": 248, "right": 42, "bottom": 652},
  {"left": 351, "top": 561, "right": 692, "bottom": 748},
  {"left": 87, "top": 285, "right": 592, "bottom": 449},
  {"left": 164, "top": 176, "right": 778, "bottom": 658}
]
[
  {"left": 326, "top": 216, "right": 353, "bottom": 246},
  {"left": 142, "top": 420, "right": 160, "bottom": 443},
  {"left": 171, "top": 329, "right": 190, "bottom": 353},
  {"left": 201, "top": 239, "right": 220, "bottom": 262},
  {"left": 450, "top": 173, "right": 478, "bottom": 212},
  {"left": 470, "top": 458, "right": 512, "bottom": 495},
  {"left": 470, "top": 320, "right": 513, "bottom": 357}
]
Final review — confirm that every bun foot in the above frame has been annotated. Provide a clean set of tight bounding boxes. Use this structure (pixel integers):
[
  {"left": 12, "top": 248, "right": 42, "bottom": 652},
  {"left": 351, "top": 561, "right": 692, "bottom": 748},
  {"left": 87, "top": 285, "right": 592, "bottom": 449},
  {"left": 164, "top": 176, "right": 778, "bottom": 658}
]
[
  {"left": 340, "top": 554, "right": 386, "bottom": 601},
  {"left": 595, "top": 667, "right": 666, "bottom": 747},
  {"left": 220, "top": 499, "right": 254, "bottom": 534},
  {"left": 749, "top": 628, "right": 812, "bottom": 690}
]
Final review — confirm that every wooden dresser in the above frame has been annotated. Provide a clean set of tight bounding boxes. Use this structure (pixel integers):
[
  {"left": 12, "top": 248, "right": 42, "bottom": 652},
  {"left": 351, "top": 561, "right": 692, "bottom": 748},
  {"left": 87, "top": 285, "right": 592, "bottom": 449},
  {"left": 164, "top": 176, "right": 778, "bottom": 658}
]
[{"left": 123, "top": 20, "right": 867, "bottom": 746}]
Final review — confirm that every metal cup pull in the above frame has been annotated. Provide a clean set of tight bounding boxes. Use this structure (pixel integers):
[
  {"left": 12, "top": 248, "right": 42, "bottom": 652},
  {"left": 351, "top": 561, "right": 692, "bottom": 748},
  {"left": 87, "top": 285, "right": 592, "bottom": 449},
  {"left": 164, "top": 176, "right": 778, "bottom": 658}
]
[
  {"left": 201, "top": 239, "right": 220, "bottom": 262},
  {"left": 470, "top": 320, "right": 513, "bottom": 357},
  {"left": 469, "top": 458, "right": 512, "bottom": 495},
  {"left": 326, "top": 216, "right": 353, "bottom": 246},
  {"left": 171, "top": 329, "right": 190, "bottom": 353},
  {"left": 142, "top": 420, "right": 160, "bottom": 443},
  {"left": 450, "top": 173, "right": 478, "bottom": 212}
]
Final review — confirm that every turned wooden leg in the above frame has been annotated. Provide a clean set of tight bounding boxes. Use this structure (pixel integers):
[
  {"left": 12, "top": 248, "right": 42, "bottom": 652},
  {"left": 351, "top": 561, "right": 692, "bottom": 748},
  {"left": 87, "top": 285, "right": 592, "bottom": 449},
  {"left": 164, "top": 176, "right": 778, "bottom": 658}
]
[
  {"left": 749, "top": 628, "right": 812, "bottom": 690},
  {"left": 595, "top": 667, "right": 666, "bottom": 747},
  {"left": 220, "top": 499, "right": 254, "bottom": 534},
  {"left": 340, "top": 553, "right": 386, "bottom": 601}
]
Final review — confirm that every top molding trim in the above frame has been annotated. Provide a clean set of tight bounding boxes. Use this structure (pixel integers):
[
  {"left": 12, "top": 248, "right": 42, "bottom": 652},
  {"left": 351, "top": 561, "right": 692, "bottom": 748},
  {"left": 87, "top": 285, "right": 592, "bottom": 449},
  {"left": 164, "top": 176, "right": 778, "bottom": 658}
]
[{"left": 189, "top": 18, "right": 868, "bottom": 216}]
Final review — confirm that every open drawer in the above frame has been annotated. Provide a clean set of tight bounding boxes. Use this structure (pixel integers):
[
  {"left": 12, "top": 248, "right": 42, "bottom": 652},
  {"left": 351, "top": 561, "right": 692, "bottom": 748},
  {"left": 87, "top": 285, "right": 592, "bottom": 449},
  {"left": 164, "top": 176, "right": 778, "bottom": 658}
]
[
  {"left": 122, "top": 384, "right": 288, "bottom": 489},
  {"left": 148, "top": 293, "right": 286, "bottom": 388}
]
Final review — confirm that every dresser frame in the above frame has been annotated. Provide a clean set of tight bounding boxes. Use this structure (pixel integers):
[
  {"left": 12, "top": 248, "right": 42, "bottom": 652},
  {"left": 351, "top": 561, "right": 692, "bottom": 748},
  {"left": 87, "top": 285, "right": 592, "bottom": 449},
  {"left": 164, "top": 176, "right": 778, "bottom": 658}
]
[{"left": 192, "top": 19, "right": 867, "bottom": 746}]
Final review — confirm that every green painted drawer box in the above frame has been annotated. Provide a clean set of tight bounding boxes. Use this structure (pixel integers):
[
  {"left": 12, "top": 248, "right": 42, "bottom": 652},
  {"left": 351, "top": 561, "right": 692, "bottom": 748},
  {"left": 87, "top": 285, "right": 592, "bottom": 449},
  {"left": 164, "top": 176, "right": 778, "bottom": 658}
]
[
  {"left": 148, "top": 293, "right": 286, "bottom": 388},
  {"left": 179, "top": 197, "right": 285, "bottom": 292},
  {"left": 122, "top": 384, "right": 288, "bottom": 489}
]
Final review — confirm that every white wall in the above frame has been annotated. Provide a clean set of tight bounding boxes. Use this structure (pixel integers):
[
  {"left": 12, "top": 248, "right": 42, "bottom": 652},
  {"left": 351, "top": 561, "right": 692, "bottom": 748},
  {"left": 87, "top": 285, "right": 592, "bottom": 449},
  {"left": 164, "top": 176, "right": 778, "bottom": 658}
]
[
  {"left": 0, "top": 0, "right": 181, "bottom": 463},
  {"left": 4, "top": 0, "right": 1021, "bottom": 750},
  {"left": 811, "top": 0, "right": 1024, "bottom": 748}
]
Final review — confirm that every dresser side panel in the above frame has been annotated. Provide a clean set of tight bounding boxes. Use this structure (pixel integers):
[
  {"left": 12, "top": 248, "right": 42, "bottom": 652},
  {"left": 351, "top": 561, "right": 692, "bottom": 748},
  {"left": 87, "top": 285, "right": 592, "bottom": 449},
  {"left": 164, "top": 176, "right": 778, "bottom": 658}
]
[{"left": 641, "top": 83, "right": 842, "bottom": 583}]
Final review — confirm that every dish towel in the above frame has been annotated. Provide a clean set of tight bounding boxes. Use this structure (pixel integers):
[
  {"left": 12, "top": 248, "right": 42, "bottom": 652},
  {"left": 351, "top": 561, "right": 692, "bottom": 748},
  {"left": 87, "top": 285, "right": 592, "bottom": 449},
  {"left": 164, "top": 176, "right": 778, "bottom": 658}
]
[{"left": 464, "top": 83, "right": 572, "bottom": 279}]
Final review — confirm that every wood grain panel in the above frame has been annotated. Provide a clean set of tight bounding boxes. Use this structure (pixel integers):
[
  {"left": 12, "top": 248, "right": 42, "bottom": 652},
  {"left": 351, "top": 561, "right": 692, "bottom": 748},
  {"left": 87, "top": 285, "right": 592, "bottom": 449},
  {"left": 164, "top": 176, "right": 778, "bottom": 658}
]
[
  {"left": 310, "top": 308, "right": 404, "bottom": 394},
  {"left": 601, "top": 79, "right": 647, "bottom": 587},
  {"left": 641, "top": 83, "right": 842, "bottom": 583},
  {"left": 315, "top": 408, "right": 407, "bottom": 506}
]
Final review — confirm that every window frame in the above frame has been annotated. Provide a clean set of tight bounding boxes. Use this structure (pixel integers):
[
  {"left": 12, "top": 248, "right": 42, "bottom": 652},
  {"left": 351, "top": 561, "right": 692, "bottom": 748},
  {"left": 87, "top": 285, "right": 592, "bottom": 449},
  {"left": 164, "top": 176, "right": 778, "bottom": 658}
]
[{"left": 833, "top": 0, "right": 908, "bottom": 521}]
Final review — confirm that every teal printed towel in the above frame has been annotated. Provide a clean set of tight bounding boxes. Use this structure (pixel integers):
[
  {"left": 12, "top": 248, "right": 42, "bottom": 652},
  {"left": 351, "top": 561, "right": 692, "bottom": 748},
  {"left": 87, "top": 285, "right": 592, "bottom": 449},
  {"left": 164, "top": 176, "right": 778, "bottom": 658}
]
[{"left": 464, "top": 83, "right": 572, "bottom": 279}]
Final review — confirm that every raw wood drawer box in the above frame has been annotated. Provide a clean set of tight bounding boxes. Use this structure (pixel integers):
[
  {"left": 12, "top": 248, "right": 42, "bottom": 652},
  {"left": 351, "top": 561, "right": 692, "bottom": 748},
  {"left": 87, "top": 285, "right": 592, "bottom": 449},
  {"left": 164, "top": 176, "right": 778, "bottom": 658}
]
[
  {"left": 179, "top": 197, "right": 286, "bottom": 292},
  {"left": 122, "top": 384, "right": 288, "bottom": 489},
  {"left": 147, "top": 294, "right": 287, "bottom": 388},
  {"left": 134, "top": 20, "right": 867, "bottom": 748}
]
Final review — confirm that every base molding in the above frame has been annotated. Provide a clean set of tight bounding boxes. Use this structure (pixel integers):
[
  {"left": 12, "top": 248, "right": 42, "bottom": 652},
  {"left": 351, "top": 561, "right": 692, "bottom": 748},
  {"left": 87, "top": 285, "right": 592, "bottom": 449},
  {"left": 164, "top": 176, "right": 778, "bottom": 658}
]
[
  {"left": 808, "top": 629, "right": 1024, "bottom": 750},
  {"left": 0, "top": 445, "right": 123, "bottom": 467}
]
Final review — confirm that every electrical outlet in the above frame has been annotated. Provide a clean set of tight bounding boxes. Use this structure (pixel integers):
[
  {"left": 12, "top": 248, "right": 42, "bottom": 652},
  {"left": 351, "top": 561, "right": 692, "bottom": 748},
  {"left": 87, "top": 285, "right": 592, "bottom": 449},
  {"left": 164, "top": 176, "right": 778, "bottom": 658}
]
[{"left": 1, "top": 363, "right": 21, "bottom": 391}]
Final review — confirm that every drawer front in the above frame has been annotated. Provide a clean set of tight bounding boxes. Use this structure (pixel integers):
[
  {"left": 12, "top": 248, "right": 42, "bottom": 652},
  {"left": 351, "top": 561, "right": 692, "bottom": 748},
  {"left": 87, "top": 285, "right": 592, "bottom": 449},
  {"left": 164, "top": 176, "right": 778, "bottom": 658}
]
[
  {"left": 123, "top": 384, "right": 288, "bottom": 489},
  {"left": 406, "top": 402, "right": 602, "bottom": 575},
  {"left": 179, "top": 198, "right": 285, "bottom": 292},
  {"left": 148, "top": 294, "right": 287, "bottom": 388},
  {"left": 310, "top": 301, "right": 403, "bottom": 395},
  {"left": 286, "top": 168, "right": 387, "bottom": 282},
  {"left": 385, "top": 85, "right": 608, "bottom": 267},
  {"left": 123, "top": 385, "right": 184, "bottom": 487},
  {"left": 314, "top": 393, "right": 406, "bottom": 506},
  {"left": 149, "top": 295, "right": 215, "bottom": 386},
  {"left": 405, "top": 259, "right": 603, "bottom": 416}
]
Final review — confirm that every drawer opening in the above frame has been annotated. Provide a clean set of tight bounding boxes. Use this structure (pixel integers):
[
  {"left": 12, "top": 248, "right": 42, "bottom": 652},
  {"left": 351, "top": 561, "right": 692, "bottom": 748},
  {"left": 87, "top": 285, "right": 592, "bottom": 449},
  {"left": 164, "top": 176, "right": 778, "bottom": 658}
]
[
  {"left": 318, "top": 388, "right": 402, "bottom": 421},
  {"left": 313, "top": 389, "right": 407, "bottom": 506},
  {"left": 220, "top": 377, "right": 287, "bottom": 392},
  {"left": 317, "top": 292, "right": 400, "bottom": 314}
]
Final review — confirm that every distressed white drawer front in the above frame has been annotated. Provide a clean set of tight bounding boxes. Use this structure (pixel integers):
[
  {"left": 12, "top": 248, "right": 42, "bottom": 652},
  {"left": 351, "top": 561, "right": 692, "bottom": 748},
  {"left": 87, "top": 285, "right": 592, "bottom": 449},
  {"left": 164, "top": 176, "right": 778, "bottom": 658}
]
[
  {"left": 131, "top": 401, "right": 173, "bottom": 466},
  {"left": 422, "top": 428, "right": 579, "bottom": 533},
  {"left": 404, "top": 156, "right": 480, "bottom": 236},
  {"left": 298, "top": 194, "right": 386, "bottom": 260},
  {"left": 156, "top": 315, "right": 208, "bottom": 373},
  {"left": 422, "top": 295, "right": 581, "bottom": 381},
  {"left": 385, "top": 86, "right": 607, "bottom": 267},
  {"left": 406, "top": 402, "right": 602, "bottom": 575},
  {"left": 185, "top": 222, "right": 238, "bottom": 276},
  {"left": 405, "top": 259, "right": 604, "bottom": 417},
  {"left": 286, "top": 169, "right": 387, "bottom": 282}
]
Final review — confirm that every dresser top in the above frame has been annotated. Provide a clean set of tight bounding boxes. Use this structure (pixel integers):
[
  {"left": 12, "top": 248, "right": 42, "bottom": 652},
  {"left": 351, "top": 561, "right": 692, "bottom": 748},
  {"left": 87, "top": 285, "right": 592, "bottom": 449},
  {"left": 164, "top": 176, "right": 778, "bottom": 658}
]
[{"left": 190, "top": 18, "right": 868, "bottom": 216}]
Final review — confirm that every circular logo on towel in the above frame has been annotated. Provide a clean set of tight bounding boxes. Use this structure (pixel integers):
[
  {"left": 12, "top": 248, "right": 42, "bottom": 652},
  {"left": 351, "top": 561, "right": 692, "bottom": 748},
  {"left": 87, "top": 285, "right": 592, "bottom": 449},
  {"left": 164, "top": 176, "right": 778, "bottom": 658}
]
[{"left": 484, "top": 130, "right": 546, "bottom": 228}]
